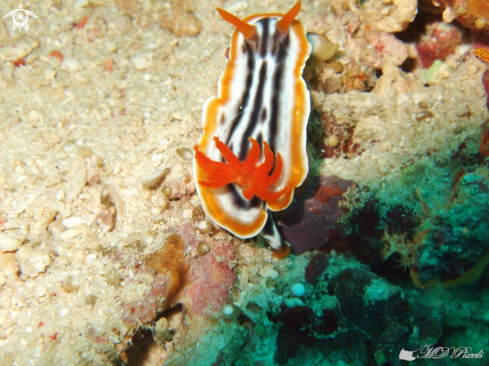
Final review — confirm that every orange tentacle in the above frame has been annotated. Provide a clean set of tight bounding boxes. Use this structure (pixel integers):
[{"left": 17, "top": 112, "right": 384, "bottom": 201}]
[
  {"left": 254, "top": 141, "right": 274, "bottom": 176},
  {"left": 242, "top": 186, "right": 255, "bottom": 200},
  {"left": 268, "top": 153, "right": 283, "bottom": 185},
  {"left": 195, "top": 138, "right": 286, "bottom": 201},
  {"left": 242, "top": 138, "right": 261, "bottom": 173},
  {"left": 256, "top": 187, "right": 287, "bottom": 201},
  {"left": 213, "top": 136, "right": 242, "bottom": 170}
]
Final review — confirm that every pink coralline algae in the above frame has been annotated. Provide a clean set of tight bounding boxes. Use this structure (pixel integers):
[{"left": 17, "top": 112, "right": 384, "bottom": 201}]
[
  {"left": 186, "top": 235, "right": 236, "bottom": 317},
  {"left": 119, "top": 224, "right": 236, "bottom": 326},
  {"left": 416, "top": 21, "right": 463, "bottom": 68},
  {"left": 274, "top": 175, "right": 355, "bottom": 255}
]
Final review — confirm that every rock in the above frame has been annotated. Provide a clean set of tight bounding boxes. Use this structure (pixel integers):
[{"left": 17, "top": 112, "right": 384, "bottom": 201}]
[
  {"left": 131, "top": 52, "right": 153, "bottom": 70},
  {"left": 161, "top": 1, "right": 202, "bottom": 37},
  {"left": 332, "top": 267, "right": 442, "bottom": 365},
  {"left": 0, "top": 253, "right": 19, "bottom": 279},
  {"left": 2, "top": 39, "right": 39, "bottom": 62},
  {"left": 305, "top": 253, "right": 329, "bottom": 285},
  {"left": 61, "top": 58, "right": 81, "bottom": 72},
  {"left": 16, "top": 243, "right": 52, "bottom": 277},
  {"left": 73, "top": 0, "right": 90, "bottom": 8},
  {"left": 0, "top": 232, "right": 24, "bottom": 252},
  {"left": 114, "top": 0, "right": 142, "bottom": 15},
  {"left": 274, "top": 175, "right": 355, "bottom": 255},
  {"left": 354, "top": 0, "right": 417, "bottom": 33}
]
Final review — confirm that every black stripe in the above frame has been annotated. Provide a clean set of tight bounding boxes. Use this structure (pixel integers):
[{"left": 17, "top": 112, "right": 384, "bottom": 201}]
[
  {"left": 226, "top": 41, "right": 255, "bottom": 146},
  {"left": 256, "top": 133, "right": 263, "bottom": 147},
  {"left": 239, "top": 61, "right": 268, "bottom": 160},
  {"left": 259, "top": 19, "right": 270, "bottom": 58},
  {"left": 262, "top": 212, "right": 275, "bottom": 235},
  {"left": 268, "top": 33, "right": 289, "bottom": 172},
  {"left": 228, "top": 183, "right": 262, "bottom": 210}
]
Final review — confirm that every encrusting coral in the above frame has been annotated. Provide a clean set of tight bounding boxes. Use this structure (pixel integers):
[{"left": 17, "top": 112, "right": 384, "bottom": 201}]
[{"left": 380, "top": 229, "right": 426, "bottom": 271}]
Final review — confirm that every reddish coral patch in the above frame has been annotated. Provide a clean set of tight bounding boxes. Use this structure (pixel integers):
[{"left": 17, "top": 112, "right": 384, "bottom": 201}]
[
  {"left": 76, "top": 15, "right": 90, "bottom": 29},
  {"left": 49, "top": 51, "right": 64, "bottom": 63},
  {"left": 187, "top": 255, "right": 236, "bottom": 316},
  {"left": 13, "top": 59, "right": 25, "bottom": 67},
  {"left": 416, "top": 21, "right": 462, "bottom": 68}
]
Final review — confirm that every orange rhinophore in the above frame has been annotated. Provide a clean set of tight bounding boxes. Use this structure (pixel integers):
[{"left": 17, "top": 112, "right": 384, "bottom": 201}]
[{"left": 193, "top": 2, "right": 310, "bottom": 257}]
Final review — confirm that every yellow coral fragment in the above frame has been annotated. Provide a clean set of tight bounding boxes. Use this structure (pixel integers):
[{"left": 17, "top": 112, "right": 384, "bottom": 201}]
[{"left": 473, "top": 48, "right": 489, "bottom": 63}]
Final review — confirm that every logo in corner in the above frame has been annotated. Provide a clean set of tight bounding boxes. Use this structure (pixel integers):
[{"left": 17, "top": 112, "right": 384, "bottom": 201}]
[
  {"left": 3, "top": 3, "right": 38, "bottom": 32},
  {"left": 399, "top": 348, "right": 417, "bottom": 361}
]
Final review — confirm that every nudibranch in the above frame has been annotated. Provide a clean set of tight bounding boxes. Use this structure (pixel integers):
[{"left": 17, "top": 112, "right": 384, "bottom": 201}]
[
  {"left": 193, "top": 2, "right": 311, "bottom": 258},
  {"left": 474, "top": 48, "right": 489, "bottom": 63}
]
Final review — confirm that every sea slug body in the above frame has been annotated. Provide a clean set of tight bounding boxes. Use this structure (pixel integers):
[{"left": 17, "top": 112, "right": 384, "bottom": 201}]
[{"left": 193, "top": 2, "right": 311, "bottom": 258}]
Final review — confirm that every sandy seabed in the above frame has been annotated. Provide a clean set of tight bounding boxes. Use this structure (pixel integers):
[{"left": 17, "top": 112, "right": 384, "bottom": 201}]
[{"left": 0, "top": 0, "right": 488, "bottom": 365}]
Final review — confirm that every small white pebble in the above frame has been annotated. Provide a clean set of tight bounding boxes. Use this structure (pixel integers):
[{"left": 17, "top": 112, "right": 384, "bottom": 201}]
[
  {"left": 151, "top": 207, "right": 162, "bottom": 215},
  {"left": 62, "top": 216, "right": 85, "bottom": 229},
  {"left": 182, "top": 208, "right": 193, "bottom": 219},
  {"left": 0, "top": 233, "right": 23, "bottom": 252},
  {"left": 73, "top": 0, "right": 89, "bottom": 7},
  {"left": 222, "top": 304, "right": 241, "bottom": 320},
  {"left": 87, "top": 254, "right": 97, "bottom": 261},
  {"left": 61, "top": 58, "right": 81, "bottom": 72},
  {"left": 60, "top": 308, "right": 69, "bottom": 317},
  {"left": 197, "top": 220, "right": 211, "bottom": 233},
  {"left": 224, "top": 0, "right": 249, "bottom": 13},
  {"left": 105, "top": 41, "right": 118, "bottom": 54},
  {"left": 25, "top": 326, "right": 33, "bottom": 333},
  {"left": 291, "top": 283, "right": 306, "bottom": 297},
  {"left": 60, "top": 227, "right": 84, "bottom": 240},
  {"left": 171, "top": 113, "right": 183, "bottom": 121},
  {"left": 56, "top": 190, "right": 65, "bottom": 201},
  {"left": 132, "top": 52, "right": 153, "bottom": 70}
]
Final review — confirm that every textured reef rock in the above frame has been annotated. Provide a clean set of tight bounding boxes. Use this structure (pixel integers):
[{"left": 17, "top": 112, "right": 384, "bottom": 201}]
[
  {"left": 419, "top": 0, "right": 489, "bottom": 32},
  {"left": 258, "top": 252, "right": 444, "bottom": 366},
  {"left": 415, "top": 20, "right": 464, "bottom": 68},
  {"left": 116, "top": 224, "right": 238, "bottom": 364},
  {"left": 413, "top": 156, "right": 489, "bottom": 286},
  {"left": 483, "top": 69, "right": 489, "bottom": 110},
  {"left": 2, "top": 0, "right": 489, "bottom": 364},
  {"left": 273, "top": 175, "right": 355, "bottom": 255},
  {"left": 331, "top": 267, "right": 442, "bottom": 366},
  {"left": 346, "top": 0, "right": 418, "bottom": 33}
]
